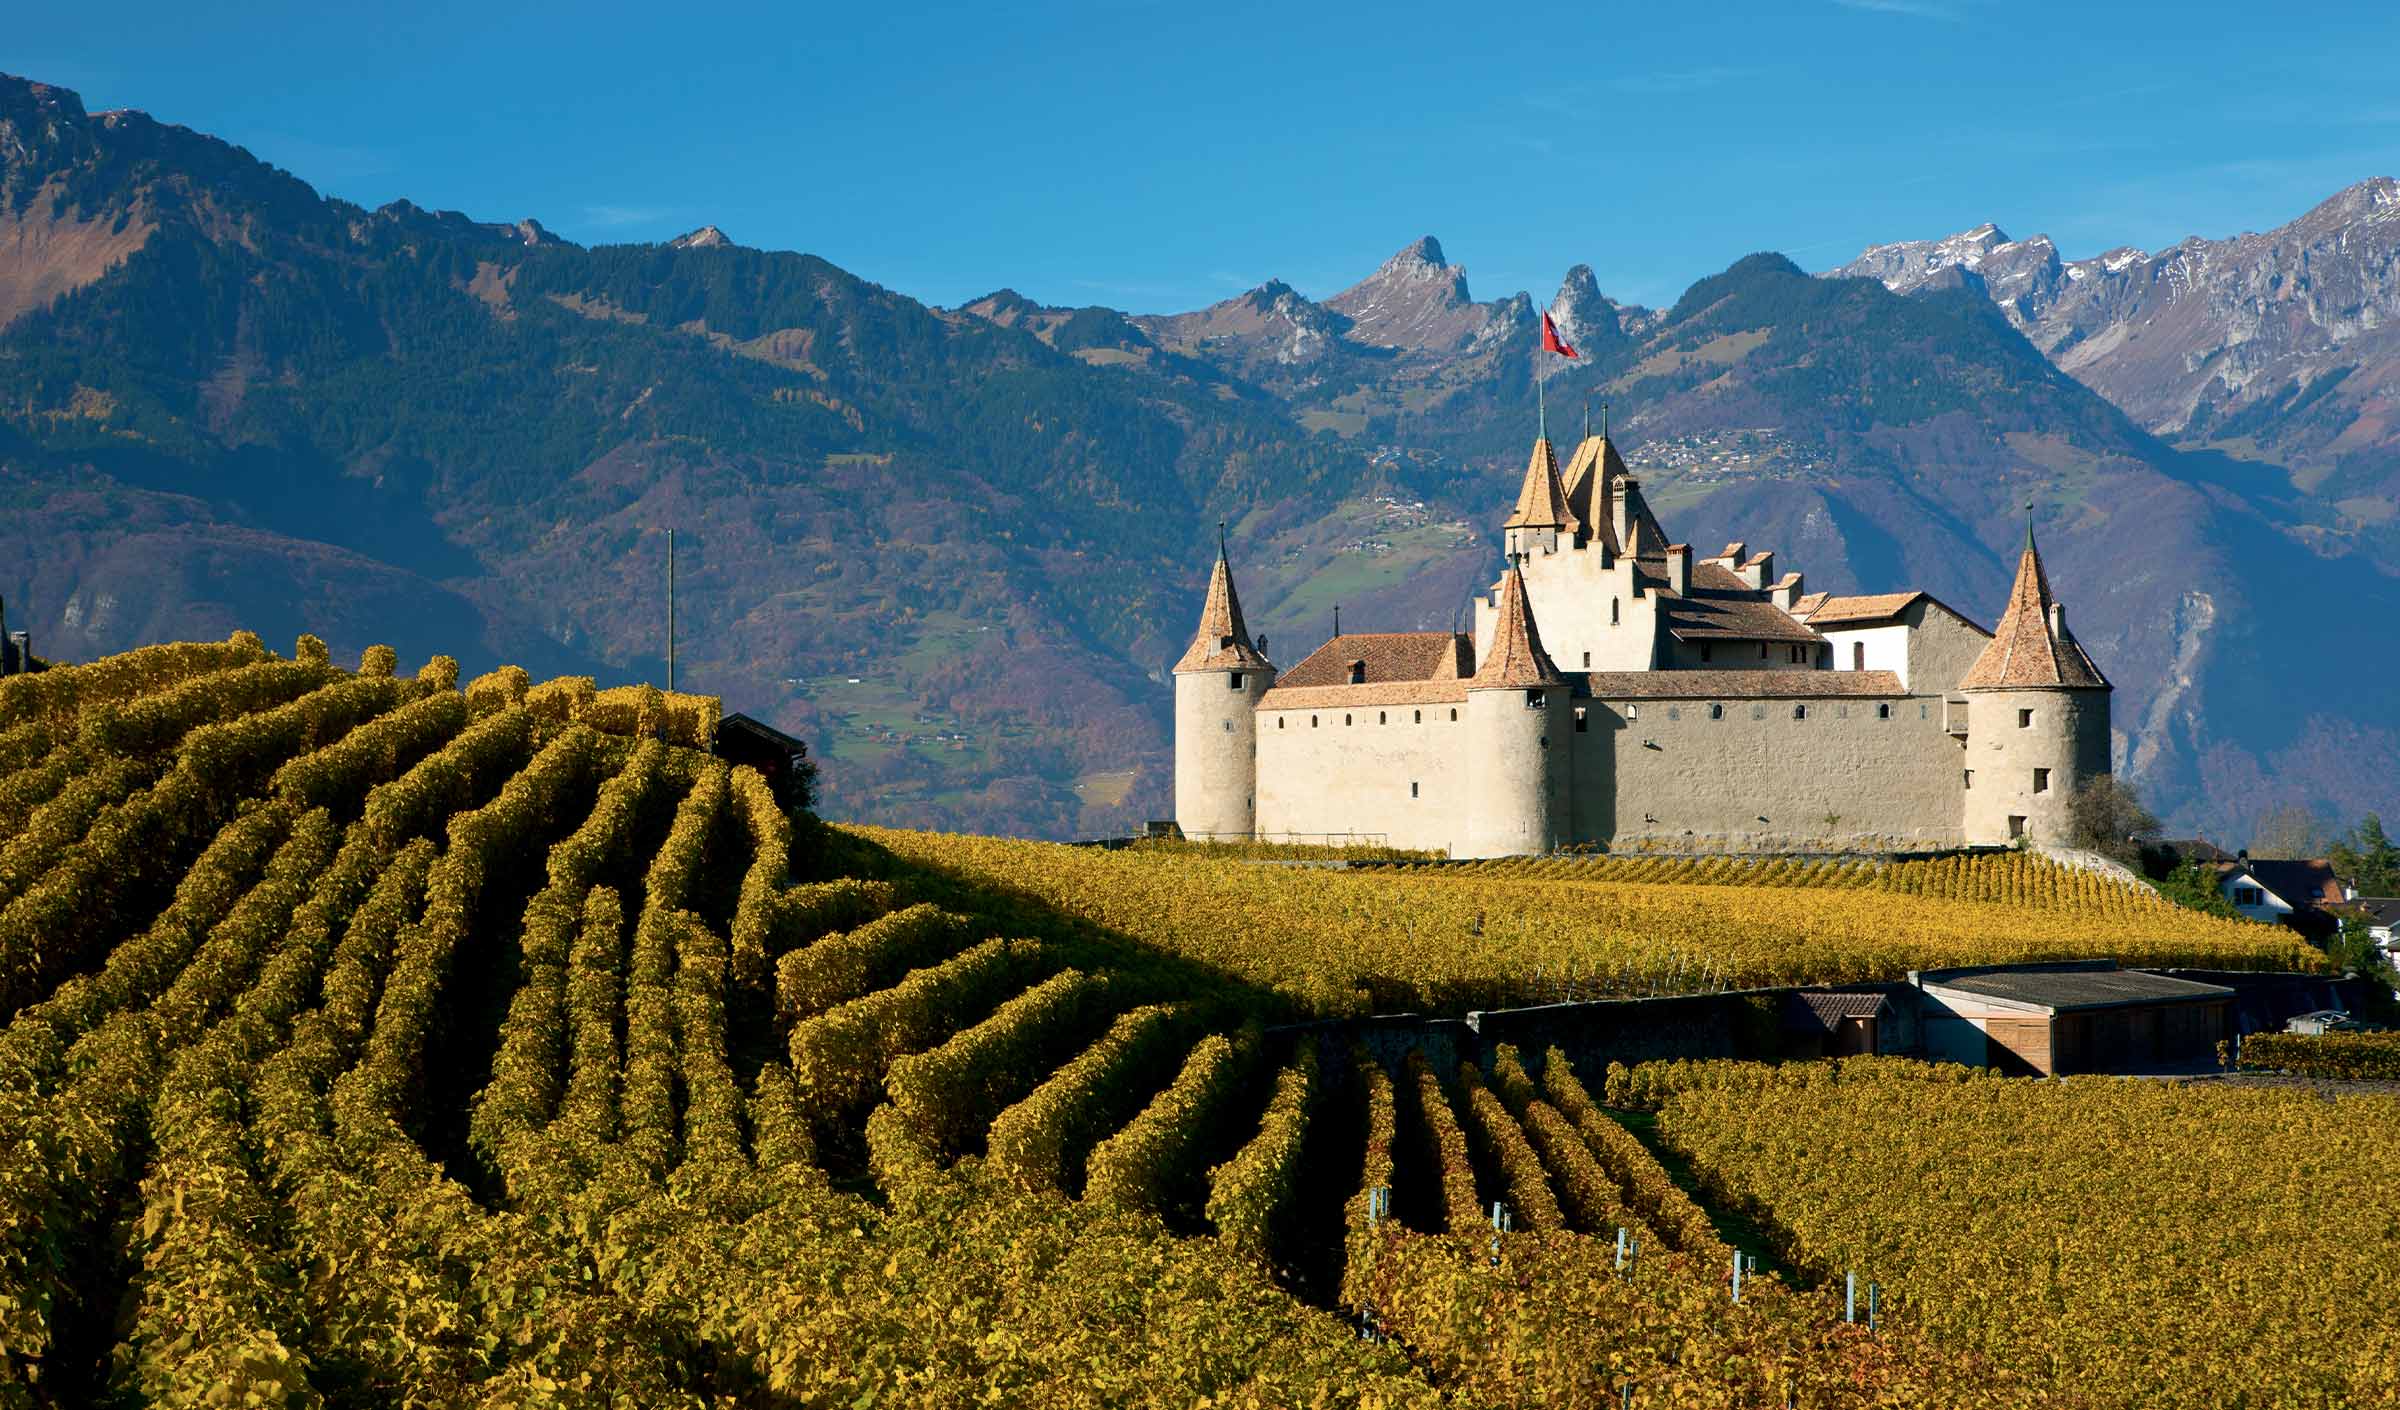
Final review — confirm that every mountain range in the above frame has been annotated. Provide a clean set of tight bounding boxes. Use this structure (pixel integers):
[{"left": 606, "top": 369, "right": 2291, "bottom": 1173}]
[{"left": 2, "top": 72, "right": 2393, "bottom": 844}]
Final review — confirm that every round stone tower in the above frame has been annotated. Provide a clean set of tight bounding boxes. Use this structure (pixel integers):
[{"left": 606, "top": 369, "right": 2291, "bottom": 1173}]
[
  {"left": 1171, "top": 542, "right": 1272, "bottom": 841},
  {"left": 1960, "top": 529, "right": 2113, "bottom": 847},
  {"left": 1462, "top": 566, "right": 1567, "bottom": 859}
]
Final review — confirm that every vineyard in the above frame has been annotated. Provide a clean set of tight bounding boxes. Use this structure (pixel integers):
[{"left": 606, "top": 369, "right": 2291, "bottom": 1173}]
[
  {"left": 0, "top": 634, "right": 2377, "bottom": 1406},
  {"left": 850, "top": 828, "right": 2314, "bottom": 1015},
  {"left": 1648, "top": 1060, "right": 2400, "bottom": 1406}
]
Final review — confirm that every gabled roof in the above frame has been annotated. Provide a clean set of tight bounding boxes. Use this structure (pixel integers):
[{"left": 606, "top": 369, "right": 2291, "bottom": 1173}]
[
  {"left": 1786, "top": 990, "right": 1894, "bottom": 1032},
  {"left": 1257, "top": 631, "right": 1473, "bottom": 709},
  {"left": 1502, "top": 437, "right": 1583, "bottom": 535},
  {"left": 1471, "top": 568, "right": 1563, "bottom": 689},
  {"left": 1959, "top": 530, "right": 2107, "bottom": 690},
  {"left": 1659, "top": 562, "right": 1825, "bottom": 644},
  {"left": 1799, "top": 592, "right": 1924, "bottom": 626},
  {"left": 2216, "top": 859, "right": 2349, "bottom": 912},
  {"left": 1173, "top": 552, "right": 1271, "bottom": 673},
  {"left": 1274, "top": 632, "right": 1470, "bottom": 688}
]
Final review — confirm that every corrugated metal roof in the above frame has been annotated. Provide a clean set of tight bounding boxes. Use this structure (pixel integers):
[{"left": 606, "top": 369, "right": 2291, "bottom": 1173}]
[{"left": 1926, "top": 968, "right": 2233, "bottom": 1013}]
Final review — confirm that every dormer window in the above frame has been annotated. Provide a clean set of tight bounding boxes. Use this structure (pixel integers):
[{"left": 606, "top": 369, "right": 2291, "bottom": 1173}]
[
  {"left": 1525, "top": 689, "right": 1546, "bottom": 709},
  {"left": 1348, "top": 661, "right": 1366, "bottom": 685},
  {"left": 1220, "top": 635, "right": 1235, "bottom": 650}
]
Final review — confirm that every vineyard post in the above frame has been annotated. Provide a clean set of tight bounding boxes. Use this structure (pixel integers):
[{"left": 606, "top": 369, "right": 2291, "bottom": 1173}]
[
  {"left": 1616, "top": 1225, "right": 1628, "bottom": 1272},
  {"left": 1732, "top": 1249, "right": 1744, "bottom": 1302},
  {"left": 1868, "top": 1281, "right": 1880, "bottom": 1332},
  {"left": 1845, "top": 1270, "right": 1856, "bottom": 1323}
]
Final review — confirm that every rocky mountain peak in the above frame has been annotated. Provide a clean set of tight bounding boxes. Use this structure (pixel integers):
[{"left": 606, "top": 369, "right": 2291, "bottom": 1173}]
[
  {"left": 669, "top": 225, "right": 733, "bottom": 249},
  {"left": 1547, "top": 264, "right": 1624, "bottom": 352},
  {"left": 1326, "top": 235, "right": 1482, "bottom": 352}
]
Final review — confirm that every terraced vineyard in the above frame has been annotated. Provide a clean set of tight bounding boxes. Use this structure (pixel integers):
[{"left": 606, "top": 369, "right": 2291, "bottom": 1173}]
[
  {"left": 854, "top": 828, "right": 2314, "bottom": 1014},
  {"left": 1644, "top": 1060, "right": 2400, "bottom": 1407},
  {"left": 0, "top": 635, "right": 2356, "bottom": 1406}
]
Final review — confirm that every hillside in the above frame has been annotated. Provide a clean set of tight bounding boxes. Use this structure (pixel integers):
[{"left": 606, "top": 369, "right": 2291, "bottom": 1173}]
[
  {"left": 3, "top": 71, "right": 2395, "bottom": 841},
  {"left": 1, "top": 634, "right": 2362, "bottom": 1405},
  {"left": 1828, "top": 181, "right": 2400, "bottom": 564}
]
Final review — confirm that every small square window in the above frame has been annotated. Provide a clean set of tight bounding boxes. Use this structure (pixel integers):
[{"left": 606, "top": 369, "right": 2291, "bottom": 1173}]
[
  {"left": 1751, "top": 705, "right": 1765, "bottom": 720},
  {"left": 1525, "top": 690, "right": 1546, "bottom": 709},
  {"left": 1413, "top": 709, "right": 1422, "bottom": 723},
  {"left": 1222, "top": 719, "right": 1233, "bottom": 733},
  {"left": 1792, "top": 705, "right": 1808, "bottom": 721},
  {"left": 2033, "top": 768, "right": 2051, "bottom": 794},
  {"left": 1709, "top": 703, "right": 1724, "bottom": 720},
  {"left": 1449, "top": 708, "right": 1458, "bottom": 722},
  {"left": 1876, "top": 703, "right": 1891, "bottom": 720},
  {"left": 1920, "top": 703, "right": 1931, "bottom": 719},
  {"left": 2008, "top": 815, "right": 2027, "bottom": 839},
  {"left": 1378, "top": 710, "right": 1387, "bottom": 724},
  {"left": 1229, "top": 672, "right": 1244, "bottom": 689},
  {"left": 1311, "top": 715, "right": 1319, "bottom": 728},
  {"left": 2018, "top": 708, "right": 2035, "bottom": 729},
  {"left": 1219, "top": 635, "right": 1235, "bottom": 650},
  {"left": 1574, "top": 707, "right": 1589, "bottom": 734},
  {"left": 1626, "top": 703, "right": 1639, "bottom": 721},
  {"left": 1667, "top": 706, "right": 1680, "bottom": 721},
  {"left": 1344, "top": 713, "right": 1352, "bottom": 726}
]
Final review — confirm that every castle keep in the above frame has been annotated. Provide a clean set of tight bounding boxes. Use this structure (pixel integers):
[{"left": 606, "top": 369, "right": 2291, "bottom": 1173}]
[{"left": 1173, "top": 426, "right": 2111, "bottom": 858}]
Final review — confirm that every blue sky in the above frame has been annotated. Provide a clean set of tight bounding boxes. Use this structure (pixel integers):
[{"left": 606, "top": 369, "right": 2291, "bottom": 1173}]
[{"left": 14, "top": 0, "right": 2400, "bottom": 313}]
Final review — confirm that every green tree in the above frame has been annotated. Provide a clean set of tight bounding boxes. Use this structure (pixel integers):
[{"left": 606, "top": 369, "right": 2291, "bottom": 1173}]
[
  {"left": 2153, "top": 858, "right": 2240, "bottom": 920},
  {"left": 2066, "top": 775, "right": 2161, "bottom": 869},
  {"left": 2330, "top": 815, "right": 2400, "bottom": 897}
]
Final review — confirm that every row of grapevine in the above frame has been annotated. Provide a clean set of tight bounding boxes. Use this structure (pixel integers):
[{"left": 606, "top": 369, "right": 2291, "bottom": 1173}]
[
  {"left": 854, "top": 827, "right": 2307, "bottom": 1016},
  {"left": 1084, "top": 1031, "right": 1253, "bottom": 1220},
  {"left": 985, "top": 1002, "right": 1188, "bottom": 1193},
  {"left": 885, "top": 968, "right": 1114, "bottom": 1155},
  {"left": 1203, "top": 1047, "right": 1316, "bottom": 1268},
  {"left": 786, "top": 934, "right": 1047, "bottom": 1120},
  {"left": 2237, "top": 1030, "right": 2400, "bottom": 1080}
]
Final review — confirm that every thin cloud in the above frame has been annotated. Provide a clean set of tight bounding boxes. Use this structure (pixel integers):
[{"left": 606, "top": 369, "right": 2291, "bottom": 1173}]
[
  {"left": 1832, "top": 0, "right": 1966, "bottom": 18},
  {"left": 1607, "top": 66, "right": 1753, "bottom": 96},
  {"left": 582, "top": 204, "right": 674, "bottom": 228}
]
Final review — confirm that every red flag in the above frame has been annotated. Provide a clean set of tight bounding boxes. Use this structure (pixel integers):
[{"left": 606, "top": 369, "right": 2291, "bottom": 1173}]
[{"left": 1542, "top": 311, "right": 1578, "bottom": 359}]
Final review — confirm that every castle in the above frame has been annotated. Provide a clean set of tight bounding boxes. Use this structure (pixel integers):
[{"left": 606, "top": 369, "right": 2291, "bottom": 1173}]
[{"left": 1172, "top": 424, "right": 2111, "bottom": 858}]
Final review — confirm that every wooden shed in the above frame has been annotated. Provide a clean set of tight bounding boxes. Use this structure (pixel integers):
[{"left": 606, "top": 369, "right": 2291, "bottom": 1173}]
[{"left": 1912, "top": 963, "right": 2234, "bottom": 1077}]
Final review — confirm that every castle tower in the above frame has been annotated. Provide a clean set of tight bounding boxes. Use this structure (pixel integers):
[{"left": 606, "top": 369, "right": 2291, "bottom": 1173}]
[
  {"left": 1172, "top": 540, "right": 1273, "bottom": 840},
  {"left": 1502, "top": 436, "right": 1581, "bottom": 562},
  {"left": 1560, "top": 422, "right": 1630, "bottom": 557},
  {"left": 1958, "top": 528, "right": 2112, "bottom": 846},
  {"left": 1462, "top": 565, "right": 1567, "bottom": 858}
]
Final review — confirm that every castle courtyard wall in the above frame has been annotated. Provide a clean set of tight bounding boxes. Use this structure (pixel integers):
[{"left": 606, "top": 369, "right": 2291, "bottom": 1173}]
[
  {"left": 1584, "top": 693, "right": 1967, "bottom": 849},
  {"left": 1254, "top": 702, "right": 1464, "bottom": 852}
]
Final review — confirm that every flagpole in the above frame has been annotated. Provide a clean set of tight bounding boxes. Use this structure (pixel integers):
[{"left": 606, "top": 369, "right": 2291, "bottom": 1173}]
[{"left": 1537, "top": 368, "right": 1546, "bottom": 441}]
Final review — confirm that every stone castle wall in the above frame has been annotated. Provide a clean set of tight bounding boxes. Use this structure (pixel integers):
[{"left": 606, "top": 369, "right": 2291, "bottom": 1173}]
[{"left": 1254, "top": 700, "right": 1465, "bottom": 852}]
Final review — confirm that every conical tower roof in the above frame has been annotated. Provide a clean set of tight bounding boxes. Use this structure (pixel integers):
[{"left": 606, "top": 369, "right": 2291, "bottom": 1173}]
[
  {"left": 1502, "top": 437, "right": 1583, "bottom": 535},
  {"left": 1173, "top": 548, "right": 1271, "bottom": 673},
  {"left": 1470, "top": 567, "right": 1564, "bottom": 689},
  {"left": 1561, "top": 433, "right": 1630, "bottom": 543},
  {"left": 1959, "top": 529, "right": 2108, "bottom": 690}
]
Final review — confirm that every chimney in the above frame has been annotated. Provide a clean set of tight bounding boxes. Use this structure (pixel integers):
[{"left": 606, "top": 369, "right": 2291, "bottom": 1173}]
[
  {"left": 1667, "top": 544, "right": 1692, "bottom": 595},
  {"left": 1611, "top": 480, "right": 1636, "bottom": 551},
  {"left": 1772, "top": 571, "right": 1804, "bottom": 612},
  {"left": 1741, "top": 550, "right": 1773, "bottom": 591},
  {"left": 2049, "top": 602, "right": 2066, "bottom": 637}
]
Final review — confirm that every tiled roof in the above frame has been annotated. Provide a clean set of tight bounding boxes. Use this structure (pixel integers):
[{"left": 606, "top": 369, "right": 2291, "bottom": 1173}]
[
  {"left": 1273, "top": 632, "right": 1469, "bottom": 689},
  {"left": 1800, "top": 592, "right": 1925, "bottom": 626},
  {"left": 1173, "top": 553, "right": 1272, "bottom": 673},
  {"left": 1256, "top": 681, "right": 1471, "bottom": 710},
  {"left": 1581, "top": 670, "right": 1907, "bottom": 699},
  {"left": 1958, "top": 532, "right": 2107, "bottom": 690},
  {"left": 1786, "top": 990, "right": 1894, "bottom": 1032},
  {"left": 1560, "top": 434, "right": 1628, "bottom": 548},
  {"left": 1923, "top": 966, "right": 2233, "bottom": 1013},
  {"left": 1472, "top": 569, "right": 1564, "bottom": 689},
  {"left": 1660, "top": 562, "right": 1824, "bottom": 643},
  {"left": 1503, "top": 437, "right": 1582, "bottom": 534},
  {"left": 2222, "top": 859, "right": 2349, "bottom": 911}
]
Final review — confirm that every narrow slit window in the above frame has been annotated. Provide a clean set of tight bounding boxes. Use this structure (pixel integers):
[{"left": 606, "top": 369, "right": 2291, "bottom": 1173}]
[
  {"left": 1709, "top": 703, "right": 1724, "bottom": 720},
  {"left": 2018, "top": 708, "right": 2035, "bottom": 729},
  {"left": 1574, "top": 707, "right": 1589, "bottom": 733},
  {"left": 1410, "top": 781, "right": 1420, "bottom": 799}
]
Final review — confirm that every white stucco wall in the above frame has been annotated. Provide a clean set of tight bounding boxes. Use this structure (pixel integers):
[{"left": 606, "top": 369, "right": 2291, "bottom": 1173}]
[
  {"left": 1820, "top": 624, "right": 1911, "bottom": 684},
  {"left": 1253, "top": 700, "right": 1464, "bottom": 853},
  {"left": 1960, "top": 688, "right": 2111, "bottom": 847},
  {"left": 1173, "top": 667, "right": 1270, "bottom": 839},
  {"left": 1462, "top": 684, "right": 1563, "bottom": 858},
  {"left": 1596, "top": 693, "right": 1967, "bottom": 849},
  {"left": 2218, "top": 869, "right": 2297, "bottom": 926}
]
